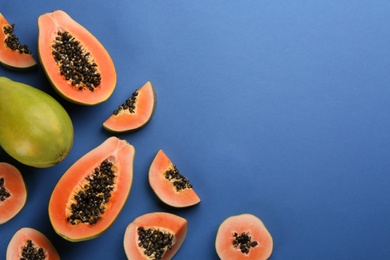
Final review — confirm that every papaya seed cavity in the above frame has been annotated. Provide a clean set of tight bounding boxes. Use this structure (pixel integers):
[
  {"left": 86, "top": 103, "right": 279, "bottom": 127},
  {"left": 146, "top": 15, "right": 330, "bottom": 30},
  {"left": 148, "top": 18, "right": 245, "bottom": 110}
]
[
  {"left": 0, "top": 177, "right": 11, "bottom": 202},
  {"left": 137, "top": 226, "right": 174, "bottom": 260},
  {"left": 52, "top": 31, "right": 101, "bottom": 91},
  {"left": 113, "top": 90, "right": 139, "bottom": 116},
  {"left": 164, "top": 164, "right": 193, "bottom": 192},
  {"left": 21, "top": 240, "right": 46, "bottom": 260},
  {"left": 3, "top": 24, "right": 32, "bottom": 54},
  {"left": 232, "top": 232, "right": 259, "bottom": 254},
  {"left": 66, "top": 158, "right": 117, "bottom": 225}
]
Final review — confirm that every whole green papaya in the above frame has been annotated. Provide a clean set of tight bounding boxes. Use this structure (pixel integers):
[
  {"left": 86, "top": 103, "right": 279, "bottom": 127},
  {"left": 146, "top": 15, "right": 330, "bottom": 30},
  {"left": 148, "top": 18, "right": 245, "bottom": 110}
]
[{"left": 0, "top": 77, "right": 73, "bottom": 168}]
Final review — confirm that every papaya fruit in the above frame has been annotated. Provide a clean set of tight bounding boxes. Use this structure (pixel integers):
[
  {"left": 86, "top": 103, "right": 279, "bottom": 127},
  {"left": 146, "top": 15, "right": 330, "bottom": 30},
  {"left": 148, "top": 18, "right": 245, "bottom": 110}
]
[
  {"left": 0, "top": 77, "right": 73, "bottom": 168},
  {"left": 48, "top": 136, "right": 135, "bottom": 242},
  {"left": 103, "top": 81, "right": 157, "bottom": 133},
  {"left": 38, "top": 10, "right": 116, "bottom": 105},
  {"left": 0, "top": 13, "right": 37, "bottom": 70},
  {"left": 123, "top": 212, "right": 187, "bottom": 260},
  {"left": 215, "top": 214, "right": 273, "bottom": 260},
  {"left": 0, "top": 162, "right": 27, "bottom": 224},
  {"left": 6, "top": 227, "right": 60, "bottom": 260},
  {"left": 149, "top": 149, "right": 200, "bottom": 208}
]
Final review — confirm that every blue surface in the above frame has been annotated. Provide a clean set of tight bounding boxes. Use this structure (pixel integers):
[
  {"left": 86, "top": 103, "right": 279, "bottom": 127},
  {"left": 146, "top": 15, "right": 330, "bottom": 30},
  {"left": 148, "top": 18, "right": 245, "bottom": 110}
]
[{"left": 1, "top": 1, "right": 390, "bottom": 259}]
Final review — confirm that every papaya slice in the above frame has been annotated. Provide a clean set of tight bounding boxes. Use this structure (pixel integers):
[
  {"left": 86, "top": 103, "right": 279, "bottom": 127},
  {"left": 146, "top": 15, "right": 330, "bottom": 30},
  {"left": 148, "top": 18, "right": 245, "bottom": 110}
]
[
  {"left": 123, "top": 212, "right": 187, "bottom": 260},
  {"left": 48, "top": 137, "right": 135, "bottom": 242},
  {"left": 215, "top": 214, "right": 273, "bottom": 260},
  {"left": 103, "top": 81, "right": 157, "bottom": 133},
  {"left": 0, "top": 13, "right": 37, "bottom": 70},
  {"left": 6, "top": 227, "right": 60, "bottom": 260},
  {"left": 0, "top": 162, "right": 27, "bottom": 224},
  {"left": 38, "top": 10, "right": 116, "bottom": 105},
  {"left": 149, "top": 149, "right": 200, "bottom": 208}
]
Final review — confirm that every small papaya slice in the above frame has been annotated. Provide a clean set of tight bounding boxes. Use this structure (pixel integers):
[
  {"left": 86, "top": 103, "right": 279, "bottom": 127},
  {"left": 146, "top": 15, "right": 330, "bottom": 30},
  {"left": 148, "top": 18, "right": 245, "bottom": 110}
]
[
  {"left": 103, "top": 81, "right": 157, "bottom": 133},
  {"left": 123, "top": 212, "right": 187, "bottom": 260},
  {"left": 149, "top": 149, "right": 200, "bottom": 208},
  {"left": 0, "top": 162, "right": 27, "bottom": 224},
  {"left": 38, "top": 10, "right": 116, "bottom": 105},
  {"left": 6, "top": 227, "right": 60, "bottom": 260},
  {"left": 215, "top": 214, "right": 273, "bottom": 260},
  {"left": 0, "top": 13, "right": 37, "bottom": 70},
  {"left": 48, "top": 137, "right": 135, "bottom": 242}
]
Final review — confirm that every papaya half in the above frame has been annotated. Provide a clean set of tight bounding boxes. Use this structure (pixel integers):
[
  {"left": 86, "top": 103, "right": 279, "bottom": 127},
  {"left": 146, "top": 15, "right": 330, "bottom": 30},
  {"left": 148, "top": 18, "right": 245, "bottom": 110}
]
[
  {"left": 215, "top": 214, "right": 273, "bottom": 260},
  {"left": 123, "top": 212, "right": 187, "bottom": 260},
  {"left": 103, "top": 81, "right": 157, "bottom": 133},
  {"left": 48, "top": 137, "right": 135, "bottom": 242},
  {"left": 0, "top": 162, "right": 27, "bottom": 224},
  {"left": 0, "top": 13, "right": 37, "bottom": 70},
  {"left": 38, "top": 10, "right": 116, "bottom": 105},
  {"left": 6, "top": 227, "right": 60, "bottom": 260},
  {"left": 149, "top": 149, "right": 200, "bottom": 208}
]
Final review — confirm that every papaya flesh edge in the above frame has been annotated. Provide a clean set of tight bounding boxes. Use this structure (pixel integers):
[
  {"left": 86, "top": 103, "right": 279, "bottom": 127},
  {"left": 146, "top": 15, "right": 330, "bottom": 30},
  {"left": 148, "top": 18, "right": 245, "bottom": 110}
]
[
  {"left": 215, "top": 214, "right": 273, "bottom": 260},
  {"left": 0, "top": 13, "right": 37, "bottom": 70},
  {"left": 103, "top": 81, "right": 157, "bottom": 133},
  {"left": 123, "top": 212, "right": 188, "bottom": 260},
  {"left": 38, "top": 10, "right": 116, "bottom": 105},
  {"left": 6, "top": 227, "right": 60, "bottom": 260},
  {"left": 0, "top": 162, "right": 27, "bottom": 224},
  {"left": 48, "top": 136, "right": 135, "bottom": 242},
  {"left": 149, "top": 149, "right": 201, "bottom": 208}
]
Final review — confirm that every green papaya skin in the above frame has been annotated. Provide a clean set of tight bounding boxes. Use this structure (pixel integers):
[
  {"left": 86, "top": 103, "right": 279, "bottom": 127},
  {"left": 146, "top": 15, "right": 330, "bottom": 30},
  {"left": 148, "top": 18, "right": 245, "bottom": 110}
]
[{"left": 0, "top": 77, "right": 73, "bottom": 168}]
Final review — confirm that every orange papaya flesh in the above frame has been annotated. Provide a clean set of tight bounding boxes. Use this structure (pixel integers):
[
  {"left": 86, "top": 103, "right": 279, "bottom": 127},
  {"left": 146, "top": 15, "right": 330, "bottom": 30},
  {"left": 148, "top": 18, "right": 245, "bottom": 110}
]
[
  {"left": 6, "top": 227, "right": 60, "bottom": 260},
  {"left": 38, "top": 10, "right": 116, "bottom": 105},
  {"left": 103, "top": 81, "right": 157, "bottom": 133},
  {"left": 149, "top": 149, "right": 201, "bottom": 208},
  {"left": 0, "top": 162, "right": 27, "bottom": 224},
  {"left": 123, "top": 212, "right": 187, "bottom": 260},
  {"left": 48, "top": 137, "right": 135, "bottom": 242},
  {"left": 0, "top": 13, "right": 37, "bottom": 70},
  {"left": 215, "top": 214, "right": 273, "bottom": 260}
]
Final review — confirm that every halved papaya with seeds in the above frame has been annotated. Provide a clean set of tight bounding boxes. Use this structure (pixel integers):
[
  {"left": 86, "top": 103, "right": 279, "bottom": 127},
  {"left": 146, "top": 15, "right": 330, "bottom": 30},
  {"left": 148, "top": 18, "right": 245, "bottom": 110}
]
[
  {"left": 6, "top": 227, "right": 60, "bottom": 260},
  {"left": 0, "top": 13, "right": 37, "bottom": 70},
  {"left": 149, "top": 149, "right": 201, "bottom": 208},
  {"left": 123, "top": 212, "right": 187, "bottom": 260},
  {"left": 48, "top": 136, "right": 135, "bottom": 242},
  {"left": 38, "top": 10, "right": 116, "bottom": 105},
  {"left": 0, "top": 162, "right": 27, "bottom": 224},
  {"left": 103, "top": 81, "right": 157, "bottom": 133},
  {"left": 215, "top": 214, "right": 273, "bottom": 260}
]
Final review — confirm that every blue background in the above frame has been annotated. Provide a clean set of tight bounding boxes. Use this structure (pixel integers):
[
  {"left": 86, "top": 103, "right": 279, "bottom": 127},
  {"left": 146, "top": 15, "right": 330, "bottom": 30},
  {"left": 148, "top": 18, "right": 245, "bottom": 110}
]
[{"left": 1, "top": 1, "right": 390, "bottom": 259}]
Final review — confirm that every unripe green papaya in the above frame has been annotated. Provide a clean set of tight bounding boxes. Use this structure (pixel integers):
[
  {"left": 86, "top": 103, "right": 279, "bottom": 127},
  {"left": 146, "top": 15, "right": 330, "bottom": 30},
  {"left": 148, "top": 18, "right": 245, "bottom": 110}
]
[{"left": 0, "top": 77, "right": 73, "bottom": 168}]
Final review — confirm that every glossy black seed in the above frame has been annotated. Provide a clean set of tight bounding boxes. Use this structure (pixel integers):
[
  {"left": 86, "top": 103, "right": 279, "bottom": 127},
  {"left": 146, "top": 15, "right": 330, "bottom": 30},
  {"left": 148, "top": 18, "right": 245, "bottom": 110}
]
[
  {"left": 232, "top": 232, "right": 258, "bottom": 254},
  {"left": 52, "top": 31, "right": 101, "bottom": 91},
  {"left": 164, "top": 164, "right": 193, "bottom": 192},
  {"left": 111, "top": 90, "right": 139, "bottom": 115},
  {"left": 67, "top": 159, "right": 116, "bottom": 225},
  {"left": 3, "top": 24, "right": 32, "bottom": 54},
  {"left": 137, "top": 226, "right": 174, "bottom": 260},
  {"left": 0, "top": 177, "right": 11, "bottom": 202},
  {"left": 20, "top": 239, "right": 46, "bottom": 260}
]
